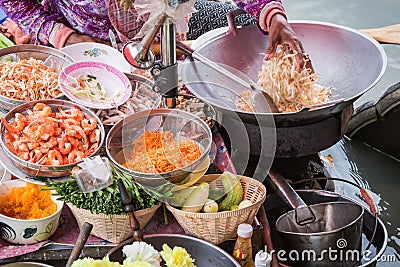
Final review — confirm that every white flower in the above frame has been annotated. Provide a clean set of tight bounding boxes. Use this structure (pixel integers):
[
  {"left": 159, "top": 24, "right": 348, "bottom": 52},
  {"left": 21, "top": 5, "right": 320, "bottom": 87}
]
[{"left": 122, "top": 241, "right": 161, "bottom": 267}]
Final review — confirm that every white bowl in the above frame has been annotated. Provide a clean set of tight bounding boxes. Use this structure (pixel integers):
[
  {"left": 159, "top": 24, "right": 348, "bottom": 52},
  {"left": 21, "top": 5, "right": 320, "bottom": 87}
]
[
  {"left": 60, "top": 42, "right": 131, "bottom": 73},
  {"left": 0, "top": 180, "right": 64, "bottom": 244},
  {"left": 0, "top": 160, "right": 11, "bottom": 182},
  {"left": 58, "top": 61, "right": 132, "bottom": 109}
]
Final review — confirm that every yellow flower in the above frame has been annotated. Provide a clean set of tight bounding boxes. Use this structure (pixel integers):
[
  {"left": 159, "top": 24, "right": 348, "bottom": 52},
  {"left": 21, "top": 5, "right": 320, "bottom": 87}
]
[
  {"left": 71, "top": 257, "right": 121, "bottom": 267},
  {"left": 160, "top": 244, "right": 196, "bottom": 267}
]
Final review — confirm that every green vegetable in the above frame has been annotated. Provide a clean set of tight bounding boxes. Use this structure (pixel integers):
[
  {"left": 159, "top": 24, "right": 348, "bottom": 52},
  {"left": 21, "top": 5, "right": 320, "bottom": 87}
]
[
  {"left": 181, "top": 183, "right": 209, "bottom": 213},
  {"left": 45, "top": 165, "right": 158, "bottom": 215},
  {"left": 202, "top": 199, "right": 218, "bottom": 213},
  {"left": 208, "top": 187, "right": 225, "bottom": 204},
  {"left": 0, "top": 33, "right": 14, "bottom": 49},
  {"left": 169, "top": 186, "right": 196, "bottom": 207}
]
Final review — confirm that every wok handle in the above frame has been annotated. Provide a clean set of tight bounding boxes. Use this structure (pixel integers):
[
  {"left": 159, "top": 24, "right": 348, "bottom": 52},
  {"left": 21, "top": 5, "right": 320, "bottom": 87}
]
[
  {"left": 257, "top": 206, "right": 280, "bottom": 267},
  {"left": 360, "top": 188, "right": 379, "bottom": 215},
  {"left": 66, "top": 222, "right": 93, "bottom": 267},
  {"left": 118, "top": 178, "right": 143, "bottom": 241},
  {"left": 267, "top": 169, "right": 307, "bottom": 209},
  {"left": 177, "top": 40, "right": 252, "bottom": 88},
  {"left": 226, "top": 9, "right": 247, "bottom": 36}
]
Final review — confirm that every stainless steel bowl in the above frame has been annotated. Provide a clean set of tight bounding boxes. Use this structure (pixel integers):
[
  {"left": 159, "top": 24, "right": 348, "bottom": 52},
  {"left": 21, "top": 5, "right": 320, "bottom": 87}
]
[
  {"left": 0, "top": 44, "right": 74, "bottom": 111},
  {"left": 106, "top": 108, "right": 212, "bottom": 187},
  {"left": 0, "top": 99, "right": 105, "bottom": 178},
  {"left": 107, "top": 234, "right": 240, "bottom": 267}
]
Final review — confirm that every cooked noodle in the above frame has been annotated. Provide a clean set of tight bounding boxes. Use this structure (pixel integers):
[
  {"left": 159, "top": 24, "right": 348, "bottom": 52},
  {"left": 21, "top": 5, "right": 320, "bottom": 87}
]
[{"left": 256, "top": 45, "right": 332, "bottom": 113}]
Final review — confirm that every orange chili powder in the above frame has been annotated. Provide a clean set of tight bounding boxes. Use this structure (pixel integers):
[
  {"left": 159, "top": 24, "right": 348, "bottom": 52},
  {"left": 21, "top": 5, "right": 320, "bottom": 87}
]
[{"left": 0, "top": 182, "right": 57, "bottom": 220}]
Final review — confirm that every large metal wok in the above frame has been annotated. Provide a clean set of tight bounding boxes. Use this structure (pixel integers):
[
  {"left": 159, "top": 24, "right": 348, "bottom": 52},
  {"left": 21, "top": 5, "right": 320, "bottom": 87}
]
[{"left": 181, "top": 11, "right": 386, "bottom": 160}]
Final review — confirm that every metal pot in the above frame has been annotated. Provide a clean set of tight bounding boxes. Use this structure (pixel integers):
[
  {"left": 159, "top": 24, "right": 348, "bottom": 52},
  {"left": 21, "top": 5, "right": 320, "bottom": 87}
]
[
  {"left": 0, "top": 99, "right": 105, "bottom": 178},
  {"left": 267, "top": 170, "right": 364, "bottom": 267},
  {"left": 181, "top": 12, "right": 386, "bottom": 159},
  {"left": 106, "top": 234, "right": 241, "bottom": 267},
  {"left": 265, "top": 189, "right": 387, "bottom": 267},
  {"left": 1, "top": 263, "right": 53, "bottom": 267}
]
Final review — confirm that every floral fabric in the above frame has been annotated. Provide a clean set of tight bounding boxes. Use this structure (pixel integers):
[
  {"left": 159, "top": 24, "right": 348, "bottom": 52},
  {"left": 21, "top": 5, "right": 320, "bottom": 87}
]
[{"left": 0, "top": 0, "right": 281, "bottom": 45}]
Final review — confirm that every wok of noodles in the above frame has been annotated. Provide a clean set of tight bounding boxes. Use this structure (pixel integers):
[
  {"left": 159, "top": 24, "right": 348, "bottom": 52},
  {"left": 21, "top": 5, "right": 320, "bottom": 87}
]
[{"left": 256, "top": 45, "right": 333, "bottom": 113}]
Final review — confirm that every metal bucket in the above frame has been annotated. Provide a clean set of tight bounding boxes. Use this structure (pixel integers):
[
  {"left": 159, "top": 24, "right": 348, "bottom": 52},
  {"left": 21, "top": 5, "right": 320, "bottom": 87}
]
[
  {"left": 265, "top": 190, "right": 387, "bottom": 267},
  {"left": 276, "top": 202, "right": 364, "bottom": 266},
  {"left": 268, "top": 171, "right": 364, "bottom": 266}
]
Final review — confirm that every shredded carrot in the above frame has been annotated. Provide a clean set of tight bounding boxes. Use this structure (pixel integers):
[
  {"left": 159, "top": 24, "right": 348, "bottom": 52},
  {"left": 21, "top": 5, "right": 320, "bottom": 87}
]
[
  {"left": 122, "top": 131, "right": 202, "bottom": 173},
  {"left": 0, "top": 183, "right": 57, "bottom": 220}
]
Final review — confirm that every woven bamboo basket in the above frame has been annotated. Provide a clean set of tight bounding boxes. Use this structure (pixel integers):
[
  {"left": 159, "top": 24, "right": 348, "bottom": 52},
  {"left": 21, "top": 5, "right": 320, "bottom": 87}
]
[
  {"left": 67, "top": 203, "right": 161, "bottom": 243},
  {"left": 166, "top": 174, "right": 266, "bottom": 245}
]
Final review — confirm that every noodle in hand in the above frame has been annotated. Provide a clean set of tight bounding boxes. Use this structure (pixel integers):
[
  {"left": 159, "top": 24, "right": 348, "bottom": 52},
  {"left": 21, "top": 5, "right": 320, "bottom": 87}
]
[{"left": 256, "top": 45, "right": 332, "bottom": 113}]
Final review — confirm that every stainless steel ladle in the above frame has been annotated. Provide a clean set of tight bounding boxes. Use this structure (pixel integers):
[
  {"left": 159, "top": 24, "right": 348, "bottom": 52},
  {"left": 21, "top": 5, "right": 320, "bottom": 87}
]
[{"left": 176, "top": 41, "right": 279, "bottom": 113}]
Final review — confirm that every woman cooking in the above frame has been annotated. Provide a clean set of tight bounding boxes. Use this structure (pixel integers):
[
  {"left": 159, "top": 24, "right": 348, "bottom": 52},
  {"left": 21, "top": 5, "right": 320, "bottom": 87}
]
[{"left": 0, "top": 0, "right": 309, "bottom": 70}]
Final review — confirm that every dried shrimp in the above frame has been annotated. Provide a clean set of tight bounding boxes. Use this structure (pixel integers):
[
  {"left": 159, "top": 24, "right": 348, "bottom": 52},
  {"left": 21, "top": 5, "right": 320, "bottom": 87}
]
[
  {"left": 254, "top": 45, "right": 333, "bottom": 113},
  {"left": 0, "top": 58, "right": 62, "bottom": 101},
  {"left": 2, "top": 103, "right": 100, "bottom": 165}
]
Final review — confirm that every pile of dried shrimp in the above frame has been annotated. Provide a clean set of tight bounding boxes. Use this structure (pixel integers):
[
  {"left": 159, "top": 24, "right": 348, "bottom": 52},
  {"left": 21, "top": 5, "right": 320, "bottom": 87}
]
[
  {"left": 1, "top": 103, "right": 100, "bottom": 165},
  {"left": 0, "top": 58, "right": 62, "bottom": 101},
  {"left": 256, "top": 45, "right": 332, "bottom": 113}
]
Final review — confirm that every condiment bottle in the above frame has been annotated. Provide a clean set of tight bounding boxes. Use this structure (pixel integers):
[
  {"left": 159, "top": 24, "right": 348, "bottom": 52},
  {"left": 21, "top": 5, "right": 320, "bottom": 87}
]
[{"left": 233, "top": 223, "right": 254, "bottom": 267}]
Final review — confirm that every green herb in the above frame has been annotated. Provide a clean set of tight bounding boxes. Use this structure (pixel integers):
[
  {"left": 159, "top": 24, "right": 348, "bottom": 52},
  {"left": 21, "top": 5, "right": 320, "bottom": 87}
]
[
  {"left": 87, "top": 74, "right": 97, "bottom": 80},
  {"left": 45, "top": 164, "right": 159, "bottom": 215}
]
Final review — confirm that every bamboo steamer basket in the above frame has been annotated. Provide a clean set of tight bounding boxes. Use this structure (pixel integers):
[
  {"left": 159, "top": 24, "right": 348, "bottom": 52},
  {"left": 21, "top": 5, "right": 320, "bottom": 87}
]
[{"left": 166, "top": 174, "right": 266, "bottom": 244}]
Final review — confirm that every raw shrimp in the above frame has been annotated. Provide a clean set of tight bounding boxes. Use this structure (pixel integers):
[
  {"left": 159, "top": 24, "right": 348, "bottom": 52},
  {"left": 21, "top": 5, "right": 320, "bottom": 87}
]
[
  {"left": 84, "top": 143, "right": 98, "bottom": 157},
  {"left": 29, "top": 149, "right": 44, "bottom": 163},
  {"left": 14, "top": 141, "right": 29, "bottom": 153},
  {"left": 1, "top": 117, "right": 26, "bottom": 133},
  {"left": 33, "top": 103, "right": 52, "bottom": 115},
  {"left": 68, "top": 150, "right": 85, "bottom": 164},
  {"left": 41, "top": 136, "right": 58, "bottom": 149},
  {"left": 58, "top": 136, "right": 72, "bottom": 155},
  {"left": 89, "top": 129, "right": 100, "bottom": 144},
  {"left": 67, "top": 136, "right": 81, "bottom": 148},
  {"left": 57, "top": 106, "right": 84, "bottom": 121},
  {"left": 3, "top": 103, "right": 99, "bottom": 165},
  {"left": 81, "top": 114, "right": 97, "bottom": 135},
  {"left": 46, "top": 150, "right": 64, "bottom": 166},
  {"left": 65, "top": 125, "right": 89, "bottom": 150}
]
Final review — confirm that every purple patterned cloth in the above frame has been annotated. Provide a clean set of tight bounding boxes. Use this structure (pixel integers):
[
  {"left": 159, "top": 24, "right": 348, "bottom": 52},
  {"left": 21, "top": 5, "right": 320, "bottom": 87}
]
[{"left": 0, "top": 0, "right": 281, "bottom": 45}]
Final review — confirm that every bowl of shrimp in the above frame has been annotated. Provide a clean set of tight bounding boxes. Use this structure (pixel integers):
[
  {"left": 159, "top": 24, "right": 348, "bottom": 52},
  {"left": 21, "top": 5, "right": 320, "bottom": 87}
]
[
  {"left": 0, "top": 44, "right": 74, "bottom": 111},
  {"left": 0, "top": 99, "right": 105, "bottom": 178}
]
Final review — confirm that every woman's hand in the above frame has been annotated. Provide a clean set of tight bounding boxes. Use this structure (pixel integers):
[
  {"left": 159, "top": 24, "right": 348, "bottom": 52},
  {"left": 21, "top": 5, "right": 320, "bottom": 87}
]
[
  {"left": 0, "top": 18, "right": 31, "bottom": 44},
  {"left": 65, "top": 33, "right": 110, "bottom": 47},
  {"left": 265, "top": 14, "right": 313, "bottom": 72}
]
